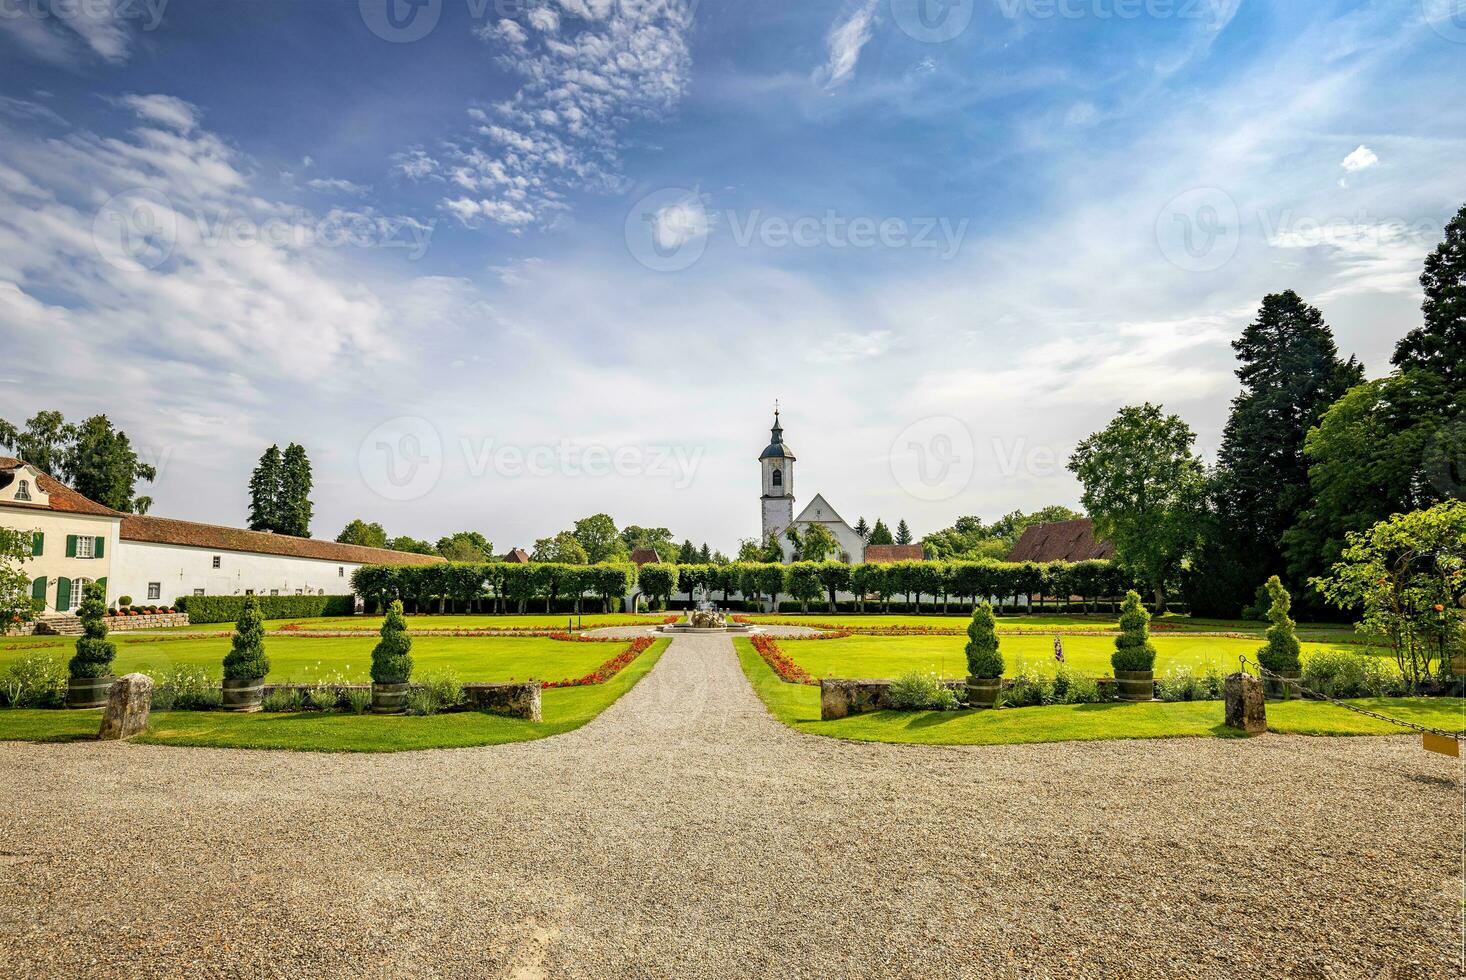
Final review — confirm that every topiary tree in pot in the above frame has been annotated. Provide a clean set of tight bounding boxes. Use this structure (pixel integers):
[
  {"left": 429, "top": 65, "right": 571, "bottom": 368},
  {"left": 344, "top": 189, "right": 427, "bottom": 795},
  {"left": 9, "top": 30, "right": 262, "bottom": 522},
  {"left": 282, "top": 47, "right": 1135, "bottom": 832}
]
[
  {"left": 371, "top": 600, "right": 414, "bottom": 714},
  {"left": 1257, "top": 576, "right": 1302, "bottom": 700},
  {"left": 67, "top": 581, "right": 116, "bottom": 708},
  {"left": 1113, "top": 590, "right": 1157, "bottom": 701},
  {"left": 964, "top": 602, "right": 1004, "bottom": 709},
  {"left": 221, "top": 596, "right": 269, "bottom": 712}
]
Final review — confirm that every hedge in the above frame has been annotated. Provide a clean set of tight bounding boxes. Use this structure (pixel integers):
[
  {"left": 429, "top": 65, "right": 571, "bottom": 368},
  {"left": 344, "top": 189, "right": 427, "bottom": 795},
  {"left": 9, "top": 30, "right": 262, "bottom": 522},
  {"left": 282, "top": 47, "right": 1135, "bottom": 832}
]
[{"left": 177, "top": 594, "right": 355, "bottom": 624}]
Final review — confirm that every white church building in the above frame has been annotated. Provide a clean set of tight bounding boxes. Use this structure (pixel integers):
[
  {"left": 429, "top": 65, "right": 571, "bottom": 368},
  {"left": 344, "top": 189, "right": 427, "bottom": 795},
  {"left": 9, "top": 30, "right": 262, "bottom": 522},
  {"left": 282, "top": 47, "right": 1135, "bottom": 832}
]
[{"left": 758, "top": 410, "right": 867, "bottom": 564}]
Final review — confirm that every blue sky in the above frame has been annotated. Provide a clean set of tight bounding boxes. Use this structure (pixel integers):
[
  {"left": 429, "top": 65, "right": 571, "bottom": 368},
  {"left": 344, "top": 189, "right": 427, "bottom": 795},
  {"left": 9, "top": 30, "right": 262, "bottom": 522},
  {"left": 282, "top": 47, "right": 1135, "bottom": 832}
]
[{"left": 1, "top": 0, "right": 1463, "bottom": 553}]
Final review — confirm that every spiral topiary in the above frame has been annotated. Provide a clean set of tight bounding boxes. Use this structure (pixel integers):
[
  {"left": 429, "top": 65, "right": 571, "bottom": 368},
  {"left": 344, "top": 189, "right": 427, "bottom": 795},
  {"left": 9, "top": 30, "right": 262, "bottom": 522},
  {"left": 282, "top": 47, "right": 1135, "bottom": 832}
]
[
  {"left": 371, "top": 600, "right": 414, "bottom": 685},
  {"left": 1112, "top": 590, "right": 1157, "bottom": 672},
  {"left": 1257, "top": 575, "right": 1302, "bottom": 674},
  {"left": 222, "top": 596, "right": 270, "bottom": 680},
  {"left": 964, "top": 602, "right": 1004, "bottom": 679},
  {"left": 68, "top": 581, "right": 116, "bottom": 679}
]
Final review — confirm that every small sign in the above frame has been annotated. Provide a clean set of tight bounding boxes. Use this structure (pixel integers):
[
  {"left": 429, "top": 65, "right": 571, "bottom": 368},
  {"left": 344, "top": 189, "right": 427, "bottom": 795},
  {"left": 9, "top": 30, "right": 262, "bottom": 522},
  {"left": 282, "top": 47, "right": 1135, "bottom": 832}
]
[{"left": 1422, "top": 733, "right": 1461, "bottom": 758}]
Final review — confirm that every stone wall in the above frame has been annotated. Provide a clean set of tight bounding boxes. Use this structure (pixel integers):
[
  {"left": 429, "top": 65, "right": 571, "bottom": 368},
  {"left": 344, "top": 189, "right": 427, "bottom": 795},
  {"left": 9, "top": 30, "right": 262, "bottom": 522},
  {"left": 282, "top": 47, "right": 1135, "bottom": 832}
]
[{"left": 106, "top": 613, "right": 191, "bottom": 632}]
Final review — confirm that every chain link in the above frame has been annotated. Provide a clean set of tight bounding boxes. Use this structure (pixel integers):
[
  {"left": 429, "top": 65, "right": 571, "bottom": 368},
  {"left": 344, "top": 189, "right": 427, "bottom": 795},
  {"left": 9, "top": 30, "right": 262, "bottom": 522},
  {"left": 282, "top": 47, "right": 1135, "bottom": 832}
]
[{"left": 1238, "top": 655, "right": 1464, "bottom": 741}]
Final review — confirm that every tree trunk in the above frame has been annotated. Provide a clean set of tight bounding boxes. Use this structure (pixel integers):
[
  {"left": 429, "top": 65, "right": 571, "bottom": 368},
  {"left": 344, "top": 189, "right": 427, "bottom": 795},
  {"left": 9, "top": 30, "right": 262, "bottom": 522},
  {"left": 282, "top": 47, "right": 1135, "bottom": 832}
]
[{"left": 1154, "top": 587, "right": 1167, "bottom": 615}]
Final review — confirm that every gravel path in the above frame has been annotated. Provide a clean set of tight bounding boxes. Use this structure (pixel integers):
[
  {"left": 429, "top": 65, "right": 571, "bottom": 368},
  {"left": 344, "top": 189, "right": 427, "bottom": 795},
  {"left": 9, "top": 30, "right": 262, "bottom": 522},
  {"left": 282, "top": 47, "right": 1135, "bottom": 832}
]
[{"left": 1, "top": 634, "right": 1461, "bottom": 980}]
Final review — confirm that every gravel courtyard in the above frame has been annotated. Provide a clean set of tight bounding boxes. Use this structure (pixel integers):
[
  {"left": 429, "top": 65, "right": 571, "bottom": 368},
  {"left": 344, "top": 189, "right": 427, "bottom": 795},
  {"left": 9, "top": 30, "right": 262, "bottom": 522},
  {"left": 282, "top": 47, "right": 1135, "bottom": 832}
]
[{"left": 1, "top": 634, "right": 1461, "bottom": 980}]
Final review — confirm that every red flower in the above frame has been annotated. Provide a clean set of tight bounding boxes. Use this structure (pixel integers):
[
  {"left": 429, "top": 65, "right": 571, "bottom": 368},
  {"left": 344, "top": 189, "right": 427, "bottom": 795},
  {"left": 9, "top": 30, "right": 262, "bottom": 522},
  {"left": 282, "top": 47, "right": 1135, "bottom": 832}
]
[{"left": 750, "top": 635, "right": 816, "bottom": 686}]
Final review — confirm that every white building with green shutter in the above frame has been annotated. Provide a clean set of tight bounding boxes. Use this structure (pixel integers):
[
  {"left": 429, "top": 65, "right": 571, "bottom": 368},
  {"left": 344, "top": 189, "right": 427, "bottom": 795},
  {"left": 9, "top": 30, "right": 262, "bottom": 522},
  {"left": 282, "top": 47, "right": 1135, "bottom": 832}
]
[{"left": 0, "top": 458, "right": 123, "bottom": 616}]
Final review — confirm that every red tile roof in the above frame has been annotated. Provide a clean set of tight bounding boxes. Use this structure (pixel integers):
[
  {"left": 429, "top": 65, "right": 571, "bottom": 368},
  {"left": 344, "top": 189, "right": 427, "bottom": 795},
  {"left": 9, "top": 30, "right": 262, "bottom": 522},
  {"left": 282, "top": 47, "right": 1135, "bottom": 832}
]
[
  {"left": 1007, "top": 519, "right": 1115, "bottom": 563},
  {"left": 0, "top": 457, "right": 127, "bottom": 517},
  {"left": 864, "top": 544, "right": 925, "bottom": 563},
  {"left": 629, "top": 548, "right": 662, "bottom": 565},
  {"left": 502, "top": 548, "right": 532, "bottom": 564},
  {"left": 120, "top": 514, "right": 444, "bottom": 566}
]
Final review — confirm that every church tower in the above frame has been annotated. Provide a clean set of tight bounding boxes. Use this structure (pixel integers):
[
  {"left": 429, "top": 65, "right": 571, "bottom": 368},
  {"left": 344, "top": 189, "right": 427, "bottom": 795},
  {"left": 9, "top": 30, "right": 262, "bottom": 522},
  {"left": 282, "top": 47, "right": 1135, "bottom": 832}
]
[{"left": 759, "top": 406, "right": 795, "bottom": 547}]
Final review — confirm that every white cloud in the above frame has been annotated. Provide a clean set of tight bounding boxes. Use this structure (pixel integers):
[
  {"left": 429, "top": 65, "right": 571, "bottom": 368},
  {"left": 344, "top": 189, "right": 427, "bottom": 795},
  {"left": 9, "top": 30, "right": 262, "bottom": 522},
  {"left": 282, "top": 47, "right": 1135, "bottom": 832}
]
[
  {"left": 0, "top": 0, "right": 138, "bottom": 65},
  {"left": 1340, "top": 144, "right": 1379, "bottom": 172},
  {"left": 815, "top": 0, "right": 880, "bottom": 89},
  {"left": 112, "top": 94, "right": 199, "bottom": 132},
  {"left": 307, "top": 177, "right": 370, "bottom": 195}
]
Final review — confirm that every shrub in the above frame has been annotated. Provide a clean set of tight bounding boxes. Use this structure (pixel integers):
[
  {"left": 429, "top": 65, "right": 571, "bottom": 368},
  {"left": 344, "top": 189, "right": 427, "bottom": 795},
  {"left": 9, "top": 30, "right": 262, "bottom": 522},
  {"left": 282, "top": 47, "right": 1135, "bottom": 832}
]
[
  {"left": 262, "top": 686, "right": 303, "bottom": 712},
  {"left": 344, "top": 687, "right": 372, "bottom": 715},
  {"left": 177, "top": 594, "right": 355, "bottom": 625},
  {"left": 152, "top": 665, "right": 221, "bottom": 711},
  {"left": 404, "top": 672, "right": 465, "bottom": 716},
  {"left": 370, "top": 600, "right": 413, "bottom": 685},
  {"left": 887, "top": 671, "right": 959, "bottom": 711},
  {"left": 1301, "top": 650, "right": 1404, "bottom": 698},
  {"left": 1257, "top": 576, "right": 1302, "bottom": 675},
  {"left": 964, "top": 603, "right": 1004, "bottom": 679},
  {"left": 1053, "top": 667, "right": 1104, "bottom": 705},
  {"left": 310, "top": 685, "right": 339, "bottom": 711},
  {"left": 117, "top": 595, "right": 133, "bottom": 608},
  {"left": 1156, "top": 666, "right": 1225, "bottom": 702},
  {"left": 3, "top": 655, "right": 67, "bottom": 708},
  {"left": 222, "top": 596, "right": 270, "bottom": 680},
  {"left": 1005, "top": 668, "right": 1054, "bottom": 708},
  {"left": 1112, "top": 591, "right": 1156, "bottom": 672},
  {"left": 68, "top": 581, "right": 116, "bottom": 679}
]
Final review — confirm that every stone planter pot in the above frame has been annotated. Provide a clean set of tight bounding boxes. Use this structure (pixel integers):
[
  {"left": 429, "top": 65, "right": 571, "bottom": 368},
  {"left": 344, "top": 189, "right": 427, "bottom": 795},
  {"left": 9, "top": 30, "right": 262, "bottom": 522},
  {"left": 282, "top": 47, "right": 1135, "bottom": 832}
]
[
  {"left": 66, "top": 675, "right": 113, "bottom": 709},
  {"left": 1115, "top": 670, "right": 1155, "bottom": 702},
  {"left": 1264, "top": 669, "right": 1302, "bottom": 701},
  {"left": 372, "top": 682, "right": 410, "bottom": 715},
  {"left": 221, "top": 677, "right": 265, "bottom": 713},
  {"left": 966, "top": 675, "right": 1001, "bottom": 710}
]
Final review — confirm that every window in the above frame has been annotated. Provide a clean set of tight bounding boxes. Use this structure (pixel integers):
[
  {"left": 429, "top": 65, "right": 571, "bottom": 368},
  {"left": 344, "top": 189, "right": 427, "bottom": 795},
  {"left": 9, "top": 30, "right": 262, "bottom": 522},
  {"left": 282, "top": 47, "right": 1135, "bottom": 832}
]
[
  {"left": 193, "top": 589, "right": 205, "bottom": 596},
  {"left": 75, "top": 536, "right": 94, "bottom": 559},
  {"left": 294, "top": 589, "right": 303, "bottom": 595},
  {"left": 14, "top": 479, "right": 30, "bottom": 501},
  {"left": 212, "top": 556, "right": 221, "bottom": 569},
  {"left": 338, "top": 566, "right": 345, "bottom": 577},
  {"left": 147, "top": 582, "right": 161, "bottom": 601},
  {"left": 771, "top": 468, "right": 782, "bottom": 487},
  {"left": 245, "top": 589, "right": 254, "bottom": 596},
  {"left": 72, "top": 579, "right": 90, "bottom": 610},
  {"left": 270, "top": 589, "right": 279, "bottom": 596}
]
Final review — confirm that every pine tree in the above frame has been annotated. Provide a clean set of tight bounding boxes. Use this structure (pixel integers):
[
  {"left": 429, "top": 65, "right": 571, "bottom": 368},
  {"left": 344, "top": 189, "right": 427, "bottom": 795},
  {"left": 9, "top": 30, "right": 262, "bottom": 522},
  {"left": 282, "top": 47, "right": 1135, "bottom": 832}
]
[
  {"left": 1394, "top": 202, "right": 1466, "bottom": 391},
  {"left": 248, "top": 446, "right": 283, "bottom": 532},
  {"left": 371, "top": 600, "right": 413, "bottom": 684},
  {"left": 279, "top": 443, "right": 313, "bottom": 537},
  {"left": 677, "top": 539, "right": 698, "bottom": 563},
  {"left": 895, "top": 520, "right": 913, "bottom": 545},
  {"left": 698, "top": 542, "right": 712, "bottom": 563},
  {"left": 854, "top": 517, "right": 870, "bottom": 541},
  {"left": 867, "top": 519, "right": 894, "bottom": 546},
  {"left": 68, "top": 581, "right": 115, "bottom": 679},
  {"left": 964, "top": 602, "right": 1003, "bottom": 679},
  {"left": 222, "top": 596, "right": 269, "bottom": 680}
]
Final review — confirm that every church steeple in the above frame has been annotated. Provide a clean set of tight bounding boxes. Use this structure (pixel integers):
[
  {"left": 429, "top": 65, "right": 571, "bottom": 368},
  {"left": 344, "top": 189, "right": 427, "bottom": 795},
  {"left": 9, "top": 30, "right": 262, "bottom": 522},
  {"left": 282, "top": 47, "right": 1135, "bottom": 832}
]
[{"left": 759, "top": 402, "right": 795, "bottom": 547}]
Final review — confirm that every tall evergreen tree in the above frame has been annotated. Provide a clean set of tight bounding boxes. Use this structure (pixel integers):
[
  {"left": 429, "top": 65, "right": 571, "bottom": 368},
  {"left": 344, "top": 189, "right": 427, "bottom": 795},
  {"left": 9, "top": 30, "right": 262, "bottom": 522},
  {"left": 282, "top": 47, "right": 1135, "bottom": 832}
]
[
  {"left": 698, "top": 542, "right": 712, "bottom": 563},
  {"left": 854, "top": 517, "right": 870, "bottom": 540},
  {"left": 676, "top": 539, "right": 698, "bottom": 563},
  {"left": 1394, "top": 202, "right": 1466, "bottom": 392},
  {"left": 867, "top": 519, "right": 894, "bottom": 546},
  {"left": 68, "top": 415, "right": 158, "bottom": 513},
  {"left": 1188, "top": 291, "right": 1362, "bottom": 616},
  {"left": 279, "top": 443, "right": 313, "bottom": 537},
  {"left": 895, "top": 520, "right": 913, "bottom": 545},
  {"left": 248, "top": 445, "right": 283, "bottom": 532}
]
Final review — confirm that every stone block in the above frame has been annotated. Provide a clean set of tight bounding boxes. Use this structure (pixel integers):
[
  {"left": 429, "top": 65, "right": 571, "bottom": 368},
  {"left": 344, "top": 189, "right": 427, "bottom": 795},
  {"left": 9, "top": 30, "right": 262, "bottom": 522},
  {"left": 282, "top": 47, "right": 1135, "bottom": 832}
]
[
  {"left": 820, "top": 679, "right": 892, "bottom": 720},
  {"left": 463, "top": 682, "right": 542, "bottom": 721},
  {"left": 1224, "top": 672, "right": 1266, "bottom": 734},
  {"left": 98, "top": 673, "right": 154, "bottom": 740}
]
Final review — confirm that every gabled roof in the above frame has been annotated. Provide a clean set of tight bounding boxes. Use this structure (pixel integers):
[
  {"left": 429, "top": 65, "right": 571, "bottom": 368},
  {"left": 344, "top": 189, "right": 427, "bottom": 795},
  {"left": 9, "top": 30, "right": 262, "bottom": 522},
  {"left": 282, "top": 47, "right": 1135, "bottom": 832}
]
[
  {"left": 1007, "top": 519, "right": 1115, "bottom": 563},
  {"left": 0, "top": 457, "right": 126, "bottom": 518},
  {"left": 120, "top": 515, "right": 444, "bottom": 566},
  {"left": 794, "top": 493, "right": 848, "bottom": 527},
  {"left": 864, "top": 544, "right": 925, "bottom": 563},
  {"left": 629, "top": 548, "right": 662, "bottom": 565},
  {"left": 501, "top": 548, "right": 532, "bottom": 564}
]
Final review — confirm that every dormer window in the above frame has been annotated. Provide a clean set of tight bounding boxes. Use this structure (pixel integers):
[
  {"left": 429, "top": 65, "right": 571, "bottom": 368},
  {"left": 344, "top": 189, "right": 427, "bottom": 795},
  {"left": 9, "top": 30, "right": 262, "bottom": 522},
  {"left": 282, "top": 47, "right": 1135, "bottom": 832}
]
[
  {"left": 771, "top": 468, "right": 783, "bottom": 487},
  {"left": 14, "top": 480, "right": 30, "bottom": 502}
]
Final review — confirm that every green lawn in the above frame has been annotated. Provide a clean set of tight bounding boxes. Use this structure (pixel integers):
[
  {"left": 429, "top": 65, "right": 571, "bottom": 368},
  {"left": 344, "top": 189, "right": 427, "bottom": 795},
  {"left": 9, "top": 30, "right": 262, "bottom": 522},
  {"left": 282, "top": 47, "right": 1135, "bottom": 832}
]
[
  {"left": 0, "top": 640, "right": 668, "bottom": 752},
  {"left": 742, "top": 611, "right": 1358, "bottom": 640},
  {"left": 735, "top": 639, "right": 1465, "bottom": 746},
  {"left": 775, "top": 632, "right": 1381, "bottom": 681},
  {"left": 0, "top": 635, "right": 633, "bottom": 685},
  {"left": 275, "top": 613, "right": 664, "bottom": 631}
]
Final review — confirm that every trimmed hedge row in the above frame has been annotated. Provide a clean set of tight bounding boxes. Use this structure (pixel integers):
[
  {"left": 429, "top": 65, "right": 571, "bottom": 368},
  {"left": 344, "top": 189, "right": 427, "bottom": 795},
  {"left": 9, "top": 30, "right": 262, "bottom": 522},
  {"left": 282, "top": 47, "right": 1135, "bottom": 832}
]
[{"left": 176, "top": 594, "right": 355, "bottom": 624}]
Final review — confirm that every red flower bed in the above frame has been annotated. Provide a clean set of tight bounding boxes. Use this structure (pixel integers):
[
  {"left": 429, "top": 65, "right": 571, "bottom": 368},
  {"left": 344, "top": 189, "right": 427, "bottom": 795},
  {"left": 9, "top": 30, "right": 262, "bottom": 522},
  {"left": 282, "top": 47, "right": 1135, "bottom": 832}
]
[
  {"left": 280, "top": 616, "right": 678, "bottom": 634},
  {"left": 543, "top": 636, "right": 657, "bottom": 688},
  {"left": 749, "top": 635, "right": 816, "bottom": 686}
]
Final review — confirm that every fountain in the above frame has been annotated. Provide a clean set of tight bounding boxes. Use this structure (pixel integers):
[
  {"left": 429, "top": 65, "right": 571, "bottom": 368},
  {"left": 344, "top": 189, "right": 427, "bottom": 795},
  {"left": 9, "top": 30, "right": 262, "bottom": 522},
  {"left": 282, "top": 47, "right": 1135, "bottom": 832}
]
[{"left": 657, "top": 591, "right": 755, "bottom": 634}]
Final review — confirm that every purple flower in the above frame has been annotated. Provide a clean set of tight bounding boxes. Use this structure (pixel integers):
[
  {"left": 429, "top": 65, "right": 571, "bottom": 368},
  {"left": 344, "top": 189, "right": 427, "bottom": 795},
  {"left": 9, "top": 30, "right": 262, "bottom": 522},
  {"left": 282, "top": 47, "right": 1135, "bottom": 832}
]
[{"left": 1053, "top": 636, "right": 1065, "bottom": 663}]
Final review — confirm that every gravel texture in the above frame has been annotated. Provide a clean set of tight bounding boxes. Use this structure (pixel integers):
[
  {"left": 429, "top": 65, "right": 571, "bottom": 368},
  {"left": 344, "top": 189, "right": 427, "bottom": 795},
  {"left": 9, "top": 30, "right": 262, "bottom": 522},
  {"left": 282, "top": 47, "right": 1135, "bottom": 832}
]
[{"left": 1, "top": 633, "right": 1461, "bottom": 980}]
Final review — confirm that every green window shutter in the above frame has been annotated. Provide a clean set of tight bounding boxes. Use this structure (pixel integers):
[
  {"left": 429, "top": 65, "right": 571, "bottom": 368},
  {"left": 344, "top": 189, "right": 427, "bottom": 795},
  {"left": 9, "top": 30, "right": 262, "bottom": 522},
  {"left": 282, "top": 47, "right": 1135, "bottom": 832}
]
[
  {"left": 97, "top": 577, "right": 108, "bottom": 597},
  {"left": 31, "top": 532, "right": 43, "bottom": 557},
  {"left": 55, "top": 577, "right": 71, "bottom": 611},
  {"left": 65, "top": 535, "right": 77, "bottom": 558},
  {"left": 30, "top": 578, "right": 46, "bottom": 603},
  {"left": 94, "top": 536, "right": 105, "bottom": 559}
]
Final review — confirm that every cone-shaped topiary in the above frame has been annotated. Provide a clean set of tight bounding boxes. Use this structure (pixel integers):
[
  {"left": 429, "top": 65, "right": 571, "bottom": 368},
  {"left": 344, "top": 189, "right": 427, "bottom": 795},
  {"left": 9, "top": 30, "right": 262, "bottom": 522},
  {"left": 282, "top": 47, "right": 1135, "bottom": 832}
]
[
  {"left": 965, "top": 602, "right": 1004, "bottom": 679},
  {"left": 1257, "top": 575, "right": 1302, "bottom": 674},
  {"left": 68, "top": 581, "right": 116, "bottom": 679},
  {"left": 371, "top": 600, "right": 413, "bottom": 684},
  {"left": 222, "top": 596, "right": 270, "bottom": 680},
  {"left": 1112, "top": 590, "right": 1157, "bottom": 672}
]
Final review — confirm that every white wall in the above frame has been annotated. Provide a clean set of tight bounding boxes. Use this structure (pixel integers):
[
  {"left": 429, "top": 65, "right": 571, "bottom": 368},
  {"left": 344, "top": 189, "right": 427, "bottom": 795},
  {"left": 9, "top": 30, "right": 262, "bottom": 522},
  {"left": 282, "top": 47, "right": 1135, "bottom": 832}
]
[
  {"left": 0, "top": 508, "right": 121, "bottom": 611},
  {"left": 110, "top": 540, "right": 361, "bottom": 604}
]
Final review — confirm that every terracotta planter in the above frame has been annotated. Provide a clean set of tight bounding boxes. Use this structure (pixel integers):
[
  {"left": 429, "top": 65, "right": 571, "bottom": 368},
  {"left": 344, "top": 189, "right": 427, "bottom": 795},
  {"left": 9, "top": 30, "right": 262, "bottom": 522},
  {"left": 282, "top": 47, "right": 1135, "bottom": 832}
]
[
  {"left": 66, "top": 675, "right": 113, "bottom": 709},
  {"left": 1115, "top": 670, "right": 1154, "bottom": 702},
  {"left": 221, "top": 677, "right": 264, "bottom": 713},
  {"left": 372, "top": 682, "right": 410, "bottom": 715},
  {"left": 1264, "top": 669, "right": 1302, "bottom": 701},
  {"left": 966, "top": 675, "right": 1001, "bottom": 710}
]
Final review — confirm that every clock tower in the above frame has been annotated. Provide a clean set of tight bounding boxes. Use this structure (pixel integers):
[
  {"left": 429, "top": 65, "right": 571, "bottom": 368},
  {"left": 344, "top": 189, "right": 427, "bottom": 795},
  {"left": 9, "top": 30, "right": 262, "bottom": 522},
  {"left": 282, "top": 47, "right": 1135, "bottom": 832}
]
[{"left": 759, "top": 407, "right": 795, "bottom": 547}]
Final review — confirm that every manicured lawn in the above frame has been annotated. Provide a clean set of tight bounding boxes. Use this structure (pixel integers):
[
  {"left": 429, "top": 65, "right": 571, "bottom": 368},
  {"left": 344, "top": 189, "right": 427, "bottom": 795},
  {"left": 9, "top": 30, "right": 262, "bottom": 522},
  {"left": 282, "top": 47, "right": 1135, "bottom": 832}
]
[
  {"left": 775, "top": 632, "right": 1382, "bottom": 681},
  {"left": 0, "top": 635, "right": 633, "bottom": 685},
  {"left": 735, "top": 639, "right": 1465, "bottom": 746},
  {"left": 0, "top": 640, "right": 668, "bottom": 752},
  {"left": 742, "top": 612, "right": 1358, "bottom": 640}
]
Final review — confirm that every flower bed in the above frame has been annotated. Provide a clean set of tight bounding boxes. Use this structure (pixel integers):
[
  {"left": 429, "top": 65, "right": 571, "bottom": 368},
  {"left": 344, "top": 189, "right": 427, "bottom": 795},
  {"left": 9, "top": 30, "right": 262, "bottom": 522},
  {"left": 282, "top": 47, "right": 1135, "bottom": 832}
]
[
  {"left": 278, "top": 616, "right": 677, "bottom": 635},
  {"left": 544, "top": 636, "right": 656, "bottom": 688},
  {"left": 749, "top": 635, "right": 816, "bottom": 686}
]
